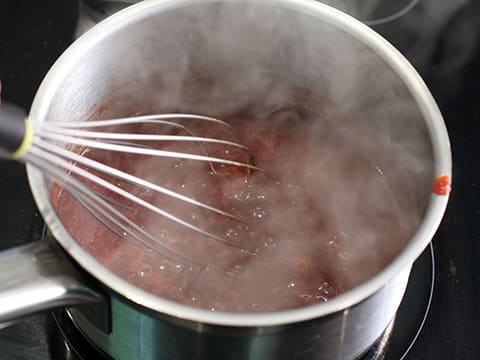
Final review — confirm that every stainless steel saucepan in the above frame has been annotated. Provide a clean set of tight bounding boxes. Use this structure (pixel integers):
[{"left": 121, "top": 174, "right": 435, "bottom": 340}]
[{"left": 0, "top": 0, "right": 451, "bottom": 359}]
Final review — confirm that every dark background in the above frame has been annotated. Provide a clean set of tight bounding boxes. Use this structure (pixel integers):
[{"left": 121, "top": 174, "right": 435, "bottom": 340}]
[{"left": 0, "top": 0, "right": 478, "bottom": 358}]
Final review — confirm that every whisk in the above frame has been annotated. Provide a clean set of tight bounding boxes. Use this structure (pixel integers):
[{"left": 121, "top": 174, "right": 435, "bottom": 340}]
[{"left": 0, "top": 102, "right": 263, "bottom": 264}]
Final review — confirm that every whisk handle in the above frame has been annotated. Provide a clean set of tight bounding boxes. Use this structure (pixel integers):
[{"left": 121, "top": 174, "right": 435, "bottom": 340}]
[{"left": 0, "top": 102, "right": 31, "bottom": 159}]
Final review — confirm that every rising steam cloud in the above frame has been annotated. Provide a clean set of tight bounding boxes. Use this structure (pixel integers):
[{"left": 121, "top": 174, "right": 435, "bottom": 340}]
[{"left": 54, "top": 0, "right": 436, "bottom": 312}]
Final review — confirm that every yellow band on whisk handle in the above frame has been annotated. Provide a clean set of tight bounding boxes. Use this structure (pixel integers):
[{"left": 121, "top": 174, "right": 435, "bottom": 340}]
[{"left": 11, "top": 118, "right": 34, "bottom": 160}]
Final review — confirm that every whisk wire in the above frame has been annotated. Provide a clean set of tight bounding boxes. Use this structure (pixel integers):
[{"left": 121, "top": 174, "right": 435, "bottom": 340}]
[
  {"left": 39, "top": 114, "right": 237, "bottom": 130},
  {"left": 7, "top": 113, "right": 265, "bottom": 264},
  {"left": 33, "top": 138, "right": 245, "bottom": 222},
  {"left": 30, "top": 140, "right": 248, "bottom": 250},
  {"left": 37, "top": 127, "right": 250, "bottom": 150},
  {"left": 34, "top": 132, "right": 263, "bottom": 173},
  {"left": 25, "top": 150, "right": 201, "bottom": 265}
]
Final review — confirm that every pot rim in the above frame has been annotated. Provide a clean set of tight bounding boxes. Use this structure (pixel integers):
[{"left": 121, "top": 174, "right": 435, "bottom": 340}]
[{"left": 26, "top": 0, "right": 451, "bottom": 327}]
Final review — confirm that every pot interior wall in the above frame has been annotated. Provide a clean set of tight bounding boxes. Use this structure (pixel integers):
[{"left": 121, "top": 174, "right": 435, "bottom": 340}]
[{"left": 38, "top": 0, "right": 434, "bottom": 310}]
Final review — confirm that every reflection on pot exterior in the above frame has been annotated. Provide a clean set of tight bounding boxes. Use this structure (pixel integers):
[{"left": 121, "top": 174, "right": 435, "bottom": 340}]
[
  {"left": 67, "top": 267, "right": 410, "bottom": 360},
  {"left": 0, "top": 239, "right": 101, "bottom": 324}
]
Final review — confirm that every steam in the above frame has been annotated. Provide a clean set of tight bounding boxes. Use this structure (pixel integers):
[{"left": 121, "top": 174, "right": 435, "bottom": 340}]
[
  {"left": 56, "top": 0, "right": 436, "bottom": 312},
  {"left": 321, "top": 0, "right": 476, "bottom": 98}
]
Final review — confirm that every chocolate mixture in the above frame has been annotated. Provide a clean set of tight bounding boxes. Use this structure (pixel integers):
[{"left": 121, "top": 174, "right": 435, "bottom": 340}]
[{"left": 51, "top": 103, "right": 413, "bottom": 313}]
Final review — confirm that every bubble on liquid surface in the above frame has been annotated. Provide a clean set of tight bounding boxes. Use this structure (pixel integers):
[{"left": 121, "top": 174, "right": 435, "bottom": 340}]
[
  {"left": 173, "top": 159, "right": 183, "bottom": 168},
  {"left": 316, "top": 281, "right": 337, "bottom": 299},
  {"left": 142, "top": 264, "right": 152, "bottom": 274},
  {"left": 299, "top": 294, "right": 312, "bottom": 300},
  {"left": 252, "top": 207, "right": 267, "bottom": 219},
  {"left": 264, "top": 238, "right": 277, "bottom": 247},
  {"left": 225, "top": 228, "right": 239, "bottom": 239},
  {"left": 174, "top": 264, "right": 186, "bottom": 273},
  {"left": 328, "top": 238, "right": 337, "bottom": 246},
  {"left": 209, "top": 302, "right": 223, "bottom": 312}
]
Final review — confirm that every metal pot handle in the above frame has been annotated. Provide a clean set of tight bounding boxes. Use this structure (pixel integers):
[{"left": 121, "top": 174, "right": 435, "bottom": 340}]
[{"left": 0, "top": 237, "right": 103, "bottom": 324}]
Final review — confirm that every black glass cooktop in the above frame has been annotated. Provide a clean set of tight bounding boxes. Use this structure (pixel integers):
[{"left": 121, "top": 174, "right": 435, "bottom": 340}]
[{"left": 0, "top": 1, "right": 479, "bottom": 359}]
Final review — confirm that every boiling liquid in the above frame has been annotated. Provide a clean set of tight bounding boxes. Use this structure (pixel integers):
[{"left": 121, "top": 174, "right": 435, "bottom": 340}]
[{"left": 52, "top": 106, "right": 413, "bottom": 312}]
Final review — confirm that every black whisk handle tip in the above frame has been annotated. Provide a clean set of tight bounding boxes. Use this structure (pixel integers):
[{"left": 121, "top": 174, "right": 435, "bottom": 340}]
[{"left": 0, "top": 102, "right": 29, "bottom": 157}]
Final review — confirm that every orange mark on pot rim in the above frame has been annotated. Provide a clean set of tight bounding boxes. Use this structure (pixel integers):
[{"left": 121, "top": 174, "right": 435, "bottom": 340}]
[{"left": 433, "top": 174, "right": 451, "bottom": 196}]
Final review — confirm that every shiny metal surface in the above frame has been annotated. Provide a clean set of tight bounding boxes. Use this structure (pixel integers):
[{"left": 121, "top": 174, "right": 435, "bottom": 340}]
[
  {"left": 0, "top": 244, "right": 434, "bottom": 359},
  {"left": 0, "top": 0, "right": 451, "bottom": 359},
  {"left": 27, "top": 0, "right": 450, "bottom": 325},
  {"left": 0, "top": 238, "right": 101, "bottom": 324},
  {"left": 67, "top": 267, "right": 409, "bottom": 360}
]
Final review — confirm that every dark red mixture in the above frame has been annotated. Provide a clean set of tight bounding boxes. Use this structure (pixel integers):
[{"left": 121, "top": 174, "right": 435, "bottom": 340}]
[{"left": 51, "top": 105, "right": 413, "bottom": 313}]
